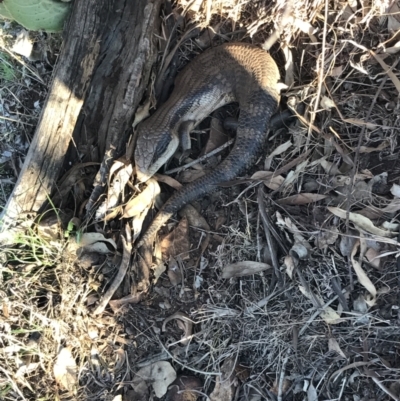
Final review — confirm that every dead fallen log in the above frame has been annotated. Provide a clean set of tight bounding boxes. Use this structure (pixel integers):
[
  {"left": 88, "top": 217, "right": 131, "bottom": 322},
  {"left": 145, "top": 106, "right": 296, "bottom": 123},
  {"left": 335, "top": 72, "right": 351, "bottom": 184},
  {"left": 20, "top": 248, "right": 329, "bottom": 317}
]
[{"left": 1, "top": 0, "right": 162, "bottom": 233}]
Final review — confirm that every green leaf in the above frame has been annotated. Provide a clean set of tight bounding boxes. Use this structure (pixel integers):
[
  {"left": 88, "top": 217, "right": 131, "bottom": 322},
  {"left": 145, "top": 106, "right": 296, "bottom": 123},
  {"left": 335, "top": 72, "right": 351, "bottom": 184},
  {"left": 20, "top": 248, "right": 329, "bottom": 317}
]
[
  {"left": 4, "top": 0, "right": 71, "bottom": 32},
  {"left": 0, "top": 3, "right": 13, "bottom": 20}
]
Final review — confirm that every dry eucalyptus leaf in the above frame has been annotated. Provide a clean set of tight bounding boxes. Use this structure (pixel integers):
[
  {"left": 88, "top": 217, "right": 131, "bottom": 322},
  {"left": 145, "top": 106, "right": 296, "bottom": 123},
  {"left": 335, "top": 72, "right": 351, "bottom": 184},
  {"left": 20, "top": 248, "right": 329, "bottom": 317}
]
[
  {"left": 180, "top": 204, "right": 210, "bottom": 230},
  {"left": 281, "top": 42, "right": 295, "bottom": 87},
  {"left": 160, "top": 218, "right": 190, "bottom": 261},
  {"left": 359, "top": 140, "right": 389, "bottom": 153},
  {"left": 167, "top": 257, "right": 182, "bottom": 286},
  {"left": 316, "top": 227, "right": 339, "bottom": 249},
  {"left": 277, "top": 193, "right": 327, "bottom": 205},
  {"left": 133, "top": 361, "right": 177, "bottom": 398},
  {"left": 307, "top": 382, "right": 318, "bottom": 401},
  {"left": 351, "top": 241, "right": 376, "bottom": 305},
  {"left": 388, "top": 1, "right": 400, "bottom": 31},
  {"left": 327, "top": 206, "right": 397, "bottom": 237},
  {"left": 320, "top": 95, "right": 336, "bottom": 110},
  {"left": 123, "top": 178, "right": 160, "bottom": 218},
  {"left": 222, "top": 261, "right": 272, "bottom": 278},
  {"left": 365, "top": 248, "right": 381, "bottom": 269},
  {"left": 251, "top": 170, "right": 285, "bottom": 190},
  {"left": 328, "top": 338, "right": 346, "bottom": 359},
  {"left": 284, "top": 255, "right": 296, "bottom": 279},
  {"left": 265, "top": 140, "right": 292, "bottom": 170},
  {"left": 53, "top": 347, "right": 77, "bottom": 392},
  {"left": 299, "top": 286, "right": 343, "bottom": 324},
  {"left": 210, "top": 357, "right": 238, "bottom": 401},
  {"left": 205, "top": 114, "right": 229, "bottom": 153},
  {"left": 390, "top": 183, "right": 400, "bottom": 198},
  {"left": 154, "top": 173, "right": 182, "bottom": 190},
  {"left": 166, "top": 375, "right": 203, "bottom": 401},
  {"left": 339, "top": 231, "right": 358, "bottom": 257}
]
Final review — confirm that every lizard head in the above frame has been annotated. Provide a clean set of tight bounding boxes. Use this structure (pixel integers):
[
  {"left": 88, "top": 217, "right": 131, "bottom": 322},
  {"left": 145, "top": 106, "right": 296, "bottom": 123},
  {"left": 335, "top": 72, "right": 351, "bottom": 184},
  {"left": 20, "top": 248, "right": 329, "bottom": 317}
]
[{"left": 134, "top": 126, "right": 179, "bottom": 183}]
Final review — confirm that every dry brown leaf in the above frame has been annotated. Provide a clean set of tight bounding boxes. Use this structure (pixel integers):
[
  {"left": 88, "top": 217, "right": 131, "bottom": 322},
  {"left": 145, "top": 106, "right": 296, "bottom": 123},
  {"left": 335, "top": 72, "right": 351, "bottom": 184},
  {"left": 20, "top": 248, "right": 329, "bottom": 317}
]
[
  {"left": 205, "top": 115, "right": 229, "bottom": 153},
  {"left": 328, "top": 338, "right": 346, "bottom": 359},
  {"left": 167, "top": 257, "right": 182, "bottom": 286},
  {"left": 165, "top": 376, "right": 203, "bottom": 401},
  {"left": 160, "top": 217, "right": 190, "bottom": 261},
  {"left": 251, "top": 170, "right": 285, "bottom": 190},
  {"left": 284, "top": 255, "right": 296, "bottom": 279},
  {"left": 329, "top": 65, "right": 343, "bottom": 77},
  {"left": 359, "top": 140, "right": 389, "bottom": 153},
  {"left": 265, "top": 140, "right": 292, "bottom": 170},
  {"left": 277, "top": 193, "right": 327, "bottom": 205},
  {"left": 222, "top": 261, "right": 272, "bottom": 278},
  {"left": 365, "top": 248, "right": 381, "bottom": 269},
  {"left": 390, "top": 183, "right": 400, "bottom": 198},
  {"left": 210, "top": 357, "right": 238, "bottom": 401},
  {"left": 327, "top": 206, "right": 397, "bottom": 237},
  {"left": 343, "top": 118, "right": 380, "bottom": 130},
  {"left": 281, "top": 42, "right": 295, "bottom": 87},
  {"left": 179, "top": 169, "right": 206, "bottom": 183},
  {"left": 316, "top": 227, "right": 339, "bottom": 249},
  {"left": 180, "top": 204, "right": 210, "bottom": 230},
  {"left": 388, "top": 1, "right": 400, "bottom": 31},
  {"left": 53, "top": 347, "right": 77, "bottom": 392},
  {"left": 133, "top": 361, "right": 176, "bottom": 398},
  {"left": 123, "top": 178, "right": 160, "bottom": 218},
  {"left": 350, "top": 241, "right": 377, "bottom": 305},
  {"left": 299, "top": 286, "right": 343, "bottom": 324},
  {"left": 154, "top": 173, "right": 182, "bottom": 190},
  {"left": 320, "top": 95, "right": 336, "bottom": 110}
]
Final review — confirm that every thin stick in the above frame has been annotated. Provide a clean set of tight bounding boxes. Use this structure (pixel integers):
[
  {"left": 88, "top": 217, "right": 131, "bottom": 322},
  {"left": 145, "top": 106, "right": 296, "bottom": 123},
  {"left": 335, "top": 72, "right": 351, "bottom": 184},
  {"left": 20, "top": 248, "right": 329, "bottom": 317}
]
[{"left": 165, "top": 138, "right": 234, "bottom": 174}]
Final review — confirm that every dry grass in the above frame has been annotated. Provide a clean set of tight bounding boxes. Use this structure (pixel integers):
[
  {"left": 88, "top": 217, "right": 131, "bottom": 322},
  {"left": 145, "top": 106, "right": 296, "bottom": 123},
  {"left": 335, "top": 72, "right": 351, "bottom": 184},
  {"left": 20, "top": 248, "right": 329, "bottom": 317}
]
[{"left": 1, "top": 0, "right": 400, "bottom": 400}]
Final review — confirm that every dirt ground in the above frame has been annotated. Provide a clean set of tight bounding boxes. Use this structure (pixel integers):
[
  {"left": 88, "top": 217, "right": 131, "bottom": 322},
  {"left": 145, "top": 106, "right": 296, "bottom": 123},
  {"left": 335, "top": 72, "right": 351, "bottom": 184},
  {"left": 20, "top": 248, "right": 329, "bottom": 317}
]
[{"left": 1, "top": 0, "right": 400, "bottom": 400}]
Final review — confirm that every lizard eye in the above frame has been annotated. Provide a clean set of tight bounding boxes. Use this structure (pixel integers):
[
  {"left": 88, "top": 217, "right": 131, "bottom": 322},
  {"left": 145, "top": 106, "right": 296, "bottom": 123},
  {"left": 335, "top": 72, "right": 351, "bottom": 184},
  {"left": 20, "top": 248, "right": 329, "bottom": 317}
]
[{"left": 152, "top": 134, "right": 171, "bottom": 164}]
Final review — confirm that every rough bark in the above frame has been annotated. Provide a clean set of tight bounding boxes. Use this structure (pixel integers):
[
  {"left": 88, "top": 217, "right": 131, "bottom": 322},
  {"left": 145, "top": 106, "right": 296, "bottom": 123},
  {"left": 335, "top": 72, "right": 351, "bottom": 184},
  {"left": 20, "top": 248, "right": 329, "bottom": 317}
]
[{"left": 1, "top": 0, "right": 162, "bottom": 231}]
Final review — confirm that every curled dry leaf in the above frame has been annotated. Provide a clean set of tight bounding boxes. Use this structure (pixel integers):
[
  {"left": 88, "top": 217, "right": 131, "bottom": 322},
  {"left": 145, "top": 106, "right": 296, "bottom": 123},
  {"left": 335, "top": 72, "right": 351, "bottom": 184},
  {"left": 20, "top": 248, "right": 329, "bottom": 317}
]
[
  {"left": 53, "top": 347, "right": 77, "bottom": 392},
  {"left": 133, "top": 361, "right": 177, "bottom": 398},
  {"left": 350, "top": 241, "right": 376, "bottom": 305},
  {"left": 327, "top": 206, "right": 398, "bottom": 237},
  {"left": 123, "top": 178, "right": 160, "bottom": 218},
  {"left": 222, "top": 261, "right": 272, "bottom": 278},
  {"left": 165, "top": 375, "right": 203, "bottom": 401},
  {"left": 162, "top": 311, "right": 194, "bottom": 346},
  {"left": 276, "top": 193, "right": 327, "bottom": 205}
]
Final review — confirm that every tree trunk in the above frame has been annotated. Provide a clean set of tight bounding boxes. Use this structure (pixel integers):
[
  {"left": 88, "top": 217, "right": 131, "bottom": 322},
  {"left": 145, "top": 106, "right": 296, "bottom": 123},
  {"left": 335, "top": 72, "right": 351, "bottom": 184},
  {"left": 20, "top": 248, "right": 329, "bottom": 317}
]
[{"left": 1, "top": 0, "right": 162, "bottom": 231}]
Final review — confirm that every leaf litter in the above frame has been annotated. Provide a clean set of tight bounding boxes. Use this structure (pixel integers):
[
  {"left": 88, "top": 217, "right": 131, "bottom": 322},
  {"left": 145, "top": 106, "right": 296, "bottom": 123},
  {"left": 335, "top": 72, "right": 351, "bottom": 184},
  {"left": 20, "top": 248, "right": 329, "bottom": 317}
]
[{"left": 2, "top": 0, "right": 400, "bottom": 400}]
